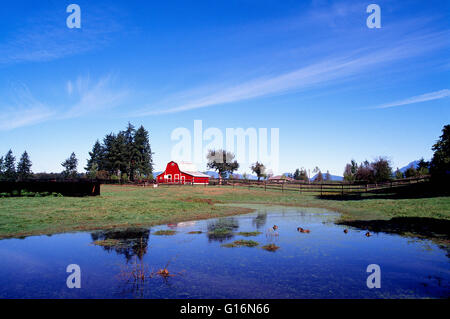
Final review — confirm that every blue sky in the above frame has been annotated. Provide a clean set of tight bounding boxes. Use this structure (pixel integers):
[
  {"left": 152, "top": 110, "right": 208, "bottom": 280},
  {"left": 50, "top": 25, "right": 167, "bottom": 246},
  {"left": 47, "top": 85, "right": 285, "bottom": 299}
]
[{"left": 0, "top": 0, "right": 449, "bottom": 176}]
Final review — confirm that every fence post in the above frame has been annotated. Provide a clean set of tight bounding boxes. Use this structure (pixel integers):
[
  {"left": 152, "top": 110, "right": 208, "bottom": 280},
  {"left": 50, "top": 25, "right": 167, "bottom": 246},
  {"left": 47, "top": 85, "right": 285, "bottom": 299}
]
[
  {"left": 320, "top": 183, "right": 323, "bottom": 196},
  {"left": 265, "top": 182, "right": 266, "bottom": 191},
  {"left": 341, "top": 184, "right": 344, "bottom": 196},
  {"left": 365, "top": 183, "right": 368, "bottom": 192},
  {"left": 299, "top": 183, "right": 301, "bottom": 194}
]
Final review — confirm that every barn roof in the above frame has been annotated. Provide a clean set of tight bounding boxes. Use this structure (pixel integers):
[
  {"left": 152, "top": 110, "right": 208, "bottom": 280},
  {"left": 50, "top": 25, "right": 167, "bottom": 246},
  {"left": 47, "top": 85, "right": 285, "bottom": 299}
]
[
  {"left": 181, "top": 171, "right": 210, "bottom": 177},
  {"left": 177, "top": 162, "right": 198, "bottom": 172},
  {"left": 177, "top": 162, "right": 210, "bottom": 178}
]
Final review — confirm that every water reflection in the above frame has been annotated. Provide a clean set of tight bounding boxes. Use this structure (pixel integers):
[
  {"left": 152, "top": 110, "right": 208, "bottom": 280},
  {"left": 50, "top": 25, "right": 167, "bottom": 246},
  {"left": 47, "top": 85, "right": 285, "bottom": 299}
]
[
  {"left": 0, "top": 206, "right": 449, "bottom": 299},
  {"left": 252, "top": 213, "right": 267, "bottom": 229},
  {"left": 91, "top": 228, "right": 150, "bottom": 262}
]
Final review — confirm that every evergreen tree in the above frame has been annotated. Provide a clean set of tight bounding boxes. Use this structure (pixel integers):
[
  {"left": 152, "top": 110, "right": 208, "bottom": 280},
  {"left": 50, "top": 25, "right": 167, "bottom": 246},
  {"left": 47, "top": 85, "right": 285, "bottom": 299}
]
[
  {"left": 313, "top": 166, "right": 323, "bottom": 182},
  {"left": 293, "top": 168, "right": 301, "bottom": 180},
  {"left": 102, "top": 133, "right": 127, "bottom": 177},
  {"left": 430, "top": 124, "right": 450, "bottom": 182},
  {"left": 134, "top": 125, "right": 153, "bottom": 179},
  {"left": 86, "top": 123, "right": 154, "bottom": 180},
  {"left": 123, "top": 122, "right": 139, "bottom": 180},
  {"left": 0, "top": 156, "right": 4, "bottom": 179},
  {"left": 102, "top": 133, "right": 118, "bottom": 176},
  {"left": 416, "top": 157, "right": 430, "bottom": 176},
  {"left": 3, "top": 149, "right": 16, "bottom": 180},
  {"left": 315, "top": 171, "right": 323, "bottom": 182},
  {"left": 17, "top": 151, "right": 33, "bottom": 180},
  {"left": 61, "top": 152, "right": 78, "bottom": 178},
  {"left": 395, "top": 168, "right": 404, "bottom": 179},
  {"left": 299, "top": 169, "right": 309, "bottom": 182},
  {"left": 404, "top": 165, "right": 418, "bottom": 178},
  {"left": 85, "top": 140, "right": 104, "bottom": 173},
  {"left": 325, "top": 170, "right": 331, "bottom": 181},
  {"left": 113, "top": 132, "right": 128, "bottom": 177}
]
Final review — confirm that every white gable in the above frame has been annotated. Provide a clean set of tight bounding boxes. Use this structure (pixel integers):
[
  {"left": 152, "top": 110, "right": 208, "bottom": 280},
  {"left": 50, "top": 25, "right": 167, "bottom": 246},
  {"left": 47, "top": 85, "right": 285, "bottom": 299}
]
[
  {"left": 177, "top": 161, "right": 198, "bottom": 172},
  {"left": 176, "top": 161, "right": 210, "bottom": 178}
]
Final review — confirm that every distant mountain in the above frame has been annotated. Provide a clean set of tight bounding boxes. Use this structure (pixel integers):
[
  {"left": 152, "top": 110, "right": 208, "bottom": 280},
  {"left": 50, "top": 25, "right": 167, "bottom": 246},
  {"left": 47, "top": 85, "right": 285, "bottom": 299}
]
[
  {"left": 203, "top": 171, "right": 219, "bottom": 178},
  {"left": 398, "top": 160, "right": 420, "bottom": 173},
  {"left": 203, "top": 171, "right": 258, "bottom": 180},
  {"left": 310, "top": 173, "right": 344, "bottom": 182}
]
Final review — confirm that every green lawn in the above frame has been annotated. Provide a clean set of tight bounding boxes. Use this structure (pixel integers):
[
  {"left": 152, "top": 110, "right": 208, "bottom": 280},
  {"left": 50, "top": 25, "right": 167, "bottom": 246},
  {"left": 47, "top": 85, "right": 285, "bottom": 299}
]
[{"left": 0, "top": 184, "right": 449, "bottom": 239}]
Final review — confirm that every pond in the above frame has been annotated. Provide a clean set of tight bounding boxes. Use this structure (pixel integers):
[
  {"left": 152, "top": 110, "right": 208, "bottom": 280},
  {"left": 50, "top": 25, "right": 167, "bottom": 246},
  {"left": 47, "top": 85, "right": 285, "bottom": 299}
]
[{"left": 0, "top": 205, "right": 448, "bottom": 298}]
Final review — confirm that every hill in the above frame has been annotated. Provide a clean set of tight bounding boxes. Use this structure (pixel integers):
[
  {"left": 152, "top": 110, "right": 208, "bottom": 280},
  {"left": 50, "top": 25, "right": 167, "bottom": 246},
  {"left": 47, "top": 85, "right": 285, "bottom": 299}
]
[
  {"left": 310, "top": 173, "right": 344, "bottom": 182},
  {"left": 398, "top": 160, "right": 420, "bottom": 173}
]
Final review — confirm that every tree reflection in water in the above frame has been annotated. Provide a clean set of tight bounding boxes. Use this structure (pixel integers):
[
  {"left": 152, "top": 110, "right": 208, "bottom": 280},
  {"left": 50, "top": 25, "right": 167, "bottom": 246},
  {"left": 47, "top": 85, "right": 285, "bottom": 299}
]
[
  {"left": 91, "top": 228, "right": 150, "bottom": 262},
  {"left": 91, "top": 228, "right": 184, "bottom": 298},
  {"left": 252, "top": 212, "right": 268, "bottom": 229}
]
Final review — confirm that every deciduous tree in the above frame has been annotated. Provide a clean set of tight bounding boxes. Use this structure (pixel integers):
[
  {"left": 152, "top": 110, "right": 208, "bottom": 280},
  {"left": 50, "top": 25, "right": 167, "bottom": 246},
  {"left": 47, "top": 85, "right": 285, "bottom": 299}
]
[
  {"left": 207, "top": 149, "right": 239, "bottom": 179},
  {"left": 250, "top": 162, "right": 266, "bottom": 181}
]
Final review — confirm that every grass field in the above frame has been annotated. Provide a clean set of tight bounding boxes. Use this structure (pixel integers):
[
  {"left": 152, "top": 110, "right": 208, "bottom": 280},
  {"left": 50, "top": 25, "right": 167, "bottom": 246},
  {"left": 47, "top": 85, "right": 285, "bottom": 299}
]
[{"left": 0, "top": 184, "right": 449, "bottom": 239}]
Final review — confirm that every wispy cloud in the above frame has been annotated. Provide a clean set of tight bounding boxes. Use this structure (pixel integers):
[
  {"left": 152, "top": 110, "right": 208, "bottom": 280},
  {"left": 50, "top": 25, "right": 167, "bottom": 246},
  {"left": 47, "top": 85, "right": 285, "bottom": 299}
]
[
  {"left": 62, "top": 75, "right": 129, "bottom": 119},
  {"left": 0, "top": 75, "right": 128, "bottom": 131},
  {"left": 369, "top": 89, "right": 450, "bottom": 109},
  {"left": 0, "top": 84, "right": 55, "bottom": 130},
  {"left": 0, "top": 6, "right": 122, "bottom": 66},
  {"left": 134, "top": 30, "right": 450, "bottom": 116}
]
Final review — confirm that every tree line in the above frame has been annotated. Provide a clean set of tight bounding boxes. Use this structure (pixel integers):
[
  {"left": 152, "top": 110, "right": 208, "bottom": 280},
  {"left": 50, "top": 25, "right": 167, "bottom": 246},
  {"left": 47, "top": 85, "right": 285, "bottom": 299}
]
[
  {"left": 84, "top": 123, "right": 154, "bottom": 181},
  {"left": 206, "top": 124, "right": 450, "bottom": 184},
  {"left": 1, "top": 124, "right": 448, "bottom": 184},
  {"left": 0, "top": 123, "right": 154, "bottom": 182},
  {"left": 0, "top": 150, "right": 33, "bottom": 181}
]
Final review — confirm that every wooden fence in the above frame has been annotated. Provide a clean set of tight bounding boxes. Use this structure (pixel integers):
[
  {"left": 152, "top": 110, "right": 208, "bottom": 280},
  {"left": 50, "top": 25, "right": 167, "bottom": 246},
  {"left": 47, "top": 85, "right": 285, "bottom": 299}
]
[
  {"left": 103, "top": 175, "right": 430, "bottom": 196},
  {"left": 0, "top": 180, "right": 101, "bottom": 197},
  {"left": 206, "top": 176, "right": 430, "bottom": 195}
]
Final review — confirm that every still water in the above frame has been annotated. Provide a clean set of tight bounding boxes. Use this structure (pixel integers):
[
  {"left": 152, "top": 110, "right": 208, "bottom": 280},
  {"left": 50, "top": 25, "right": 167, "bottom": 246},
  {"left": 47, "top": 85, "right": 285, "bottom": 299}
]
[{"left": 0, "top": 205, "right": 448, "bottom": 298}]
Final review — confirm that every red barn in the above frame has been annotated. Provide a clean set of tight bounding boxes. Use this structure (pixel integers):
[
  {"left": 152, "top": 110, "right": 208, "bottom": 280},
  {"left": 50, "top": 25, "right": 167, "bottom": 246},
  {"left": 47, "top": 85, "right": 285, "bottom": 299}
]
[{"left": 157, "top": 161, "right": 210, "bottom": 184}]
